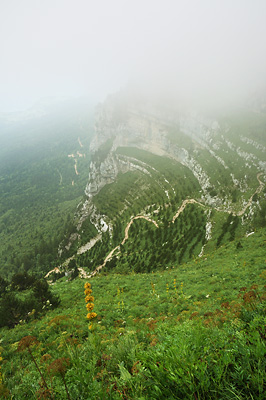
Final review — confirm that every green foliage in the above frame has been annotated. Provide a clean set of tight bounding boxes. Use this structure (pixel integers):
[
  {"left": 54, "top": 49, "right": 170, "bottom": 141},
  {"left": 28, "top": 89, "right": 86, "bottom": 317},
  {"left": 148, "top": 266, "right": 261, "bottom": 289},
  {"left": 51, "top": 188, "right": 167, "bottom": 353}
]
[
  {"left": 0, "top": 273, "right": 60, "bottom": 328},
  {"left": 0, "top": 102, "right": 94, "bottom": 278},
  {"left": 1, "top": 104, "right": 266, "bottom": 397},
  {"left": 10, "top": 271, "right": 36, "bottom": 291},
  {"left": 0, "top": 276, "right": 8, "bottom": 295},
  {"left": 1, "top": 227, "right": 266, "bottom": 398},
  {"left": 216, "top": 214, "right": 240, "bottom": 247}
]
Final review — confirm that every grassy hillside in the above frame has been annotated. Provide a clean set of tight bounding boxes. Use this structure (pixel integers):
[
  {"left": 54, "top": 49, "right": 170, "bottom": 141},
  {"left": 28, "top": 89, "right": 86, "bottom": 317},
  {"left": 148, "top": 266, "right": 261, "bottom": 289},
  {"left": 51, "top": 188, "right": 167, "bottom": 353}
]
[
  {"left": 1, "top": 227, "right": 266, "bottom": 399},
  {"left": 1, "top": 103, "right": 266, "bottom": 398}
]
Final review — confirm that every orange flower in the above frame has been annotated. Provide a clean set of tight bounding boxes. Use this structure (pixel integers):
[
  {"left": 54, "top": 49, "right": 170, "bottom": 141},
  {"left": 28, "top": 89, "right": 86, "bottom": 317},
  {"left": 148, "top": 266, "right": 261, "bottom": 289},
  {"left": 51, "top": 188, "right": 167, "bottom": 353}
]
[
  {"left": 85, "top": 295, "right": 94, "bottom": 302},
  {"left": 84, "top": 282, "right": 91, "bottom": 289},
  {"left": 84, "top": 288, "right": 92, "bottom": 295},
  {"left": 87, "top": 312, "right": 97, "bottom": 320},
  {"left": 86, "top": 303, "right": 94, "bottom": 311}
]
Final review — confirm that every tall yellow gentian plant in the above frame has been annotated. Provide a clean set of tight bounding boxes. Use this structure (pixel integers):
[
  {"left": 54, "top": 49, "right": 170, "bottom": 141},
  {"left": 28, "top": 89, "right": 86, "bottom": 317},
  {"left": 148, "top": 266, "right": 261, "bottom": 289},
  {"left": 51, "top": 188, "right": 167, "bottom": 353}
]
[{"left": 84, "top": 282, "right": 97, "bottom": 330}]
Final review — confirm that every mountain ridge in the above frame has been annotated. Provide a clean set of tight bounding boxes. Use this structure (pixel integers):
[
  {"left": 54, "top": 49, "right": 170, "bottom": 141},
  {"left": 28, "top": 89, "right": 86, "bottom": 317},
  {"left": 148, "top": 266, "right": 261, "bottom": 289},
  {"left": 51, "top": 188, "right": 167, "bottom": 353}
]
[{"left": 56, "top": 93, "right": 266, "bottom": 277}]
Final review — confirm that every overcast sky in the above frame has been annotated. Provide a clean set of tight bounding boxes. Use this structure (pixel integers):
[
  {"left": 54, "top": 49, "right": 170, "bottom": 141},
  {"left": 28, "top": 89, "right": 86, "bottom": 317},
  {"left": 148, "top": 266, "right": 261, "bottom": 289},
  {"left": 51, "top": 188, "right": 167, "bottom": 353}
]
[{"left": 1, "top": 0, "right": 266, "bottom": 112}]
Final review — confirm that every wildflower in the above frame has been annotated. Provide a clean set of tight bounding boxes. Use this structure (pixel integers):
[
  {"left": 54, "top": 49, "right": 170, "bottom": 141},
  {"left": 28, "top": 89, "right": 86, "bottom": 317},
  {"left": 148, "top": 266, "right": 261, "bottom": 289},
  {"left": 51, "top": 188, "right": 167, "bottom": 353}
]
[
  {"left": 47, "top": 357, "right": 69, "bottom": 376},
  {"left": 40, "top": 354, "right": 52, "bottom": 364},
  {"left": 86, "top": 303, "right": 94, "bottom": 311},
  {"left": 87, "top": 312, "right": 97, "bottom": 320},
  {"left": 17, "top": 335, "right": 39, "bottom": 351},
  {"left": 85, "top": 295, "right": 94, "bottom": 302},
  {"left": 18, "top": 336, "right": 50, "bottom": 397},
  {"left": 84, "top": 282, "right": 97, "bottom": 325}
]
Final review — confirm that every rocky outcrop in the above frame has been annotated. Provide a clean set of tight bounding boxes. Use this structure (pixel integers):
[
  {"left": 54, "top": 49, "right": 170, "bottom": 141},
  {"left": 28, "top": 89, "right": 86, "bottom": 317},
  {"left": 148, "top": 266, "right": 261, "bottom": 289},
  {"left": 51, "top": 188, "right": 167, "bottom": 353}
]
[
  {"left": 66, "top": 93, "right": 266, "bottom": 256},
  {"left": 86, "top": 100, "right": 223, "bottom": 203}
]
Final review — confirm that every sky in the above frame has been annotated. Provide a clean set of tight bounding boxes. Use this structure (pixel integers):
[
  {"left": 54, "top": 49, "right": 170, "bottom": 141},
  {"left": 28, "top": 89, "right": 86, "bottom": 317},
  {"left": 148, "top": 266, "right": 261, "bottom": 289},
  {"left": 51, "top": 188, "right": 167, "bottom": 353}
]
[{"left": 1, "top": 0, "right": 266, "bottom": 112}]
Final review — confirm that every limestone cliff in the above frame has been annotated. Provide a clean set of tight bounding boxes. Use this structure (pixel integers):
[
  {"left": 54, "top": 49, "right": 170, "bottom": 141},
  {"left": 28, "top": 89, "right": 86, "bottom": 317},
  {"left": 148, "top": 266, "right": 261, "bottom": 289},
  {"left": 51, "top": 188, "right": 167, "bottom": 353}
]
[{"left": 65, "top": 92, "right": 265, "bottom": 255}]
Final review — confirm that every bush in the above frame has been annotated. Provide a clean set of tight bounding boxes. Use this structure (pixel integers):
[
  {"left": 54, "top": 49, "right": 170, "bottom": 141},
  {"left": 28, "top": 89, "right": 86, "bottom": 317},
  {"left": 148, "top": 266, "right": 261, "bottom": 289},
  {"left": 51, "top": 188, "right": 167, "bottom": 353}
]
[{"left": 10, "top": 271, "right": 36, "bottom": 291}]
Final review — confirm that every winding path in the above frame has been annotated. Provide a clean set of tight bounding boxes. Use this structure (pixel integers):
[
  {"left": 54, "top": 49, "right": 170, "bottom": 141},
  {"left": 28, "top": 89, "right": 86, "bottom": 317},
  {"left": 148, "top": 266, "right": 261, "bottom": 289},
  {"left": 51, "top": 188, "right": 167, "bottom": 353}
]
[
  {"left": 87, "top": 172, "right": 265, "bottom": 278},
  {"left": 122, "top": 216, "right": 158, "bottom": 245},
  {"left": 45, "top": 171, "right": 265, "bottom": 280},
  {"left": 78, "top": 136, "right": 84, "bottom": 148},
  {"left": 172, "top": 198, "right": 205, "bottom": 223},
  {"left": 87, "top": 216, "right": 159, "bottom": 277}
]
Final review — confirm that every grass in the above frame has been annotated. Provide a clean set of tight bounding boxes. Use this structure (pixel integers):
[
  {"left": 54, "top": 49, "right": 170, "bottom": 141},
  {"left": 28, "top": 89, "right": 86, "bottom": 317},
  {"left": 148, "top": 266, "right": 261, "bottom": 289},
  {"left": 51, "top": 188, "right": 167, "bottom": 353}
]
[
  {"left": 1, "top": 104, "right": 266, "bottom": 398},
  {"left": 1, "top": 226, "right": 266, "bottom": 399}
]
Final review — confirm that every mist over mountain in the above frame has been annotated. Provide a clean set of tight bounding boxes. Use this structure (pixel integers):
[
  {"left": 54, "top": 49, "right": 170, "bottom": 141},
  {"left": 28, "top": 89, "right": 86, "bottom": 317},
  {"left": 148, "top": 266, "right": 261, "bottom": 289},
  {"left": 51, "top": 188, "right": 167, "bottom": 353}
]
[
  {"left": 1, "top": 0, "right": 266, "bottom": 113},
  {"left": 1, "top": 2, "right": 266, "bottom": 391},
  {"left": 1, "top": 87, "right": 266, "bottom": 399}
]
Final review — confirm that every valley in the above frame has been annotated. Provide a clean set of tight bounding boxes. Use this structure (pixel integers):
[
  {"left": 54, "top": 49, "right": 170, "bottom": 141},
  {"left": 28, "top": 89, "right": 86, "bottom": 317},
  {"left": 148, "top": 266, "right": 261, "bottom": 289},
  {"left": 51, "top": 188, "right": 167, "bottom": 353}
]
[{"left": 0, "top": 94, "right": 266, "bottom": 399}]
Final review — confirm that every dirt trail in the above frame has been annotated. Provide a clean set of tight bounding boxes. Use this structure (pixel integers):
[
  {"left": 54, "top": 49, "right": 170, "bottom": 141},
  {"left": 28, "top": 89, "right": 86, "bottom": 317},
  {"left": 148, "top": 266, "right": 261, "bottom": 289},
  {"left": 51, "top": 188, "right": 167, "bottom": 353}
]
[
  {"left": 88, "top": 216, "right": 158, "bottom": 277},
  {"left": 74, "top": 160, "right": 79, "bottom": 175},
  {"left": 45, "top": 267, "right": 61, "bottom": 278},
  {"left": 87, "top": 172, "right": 265, "bottom": 278},
  {"left": 172, "top": 199, "right": 205, "bottom": 223},
  {"left": 45, "top": 171, "right": 265, "bottom": 280},
  {"left": 78, "top": 136, "right": 84, "bottom": 148},
  {"left": 122, "top": 216, "right": 158, "bottom": 245}
]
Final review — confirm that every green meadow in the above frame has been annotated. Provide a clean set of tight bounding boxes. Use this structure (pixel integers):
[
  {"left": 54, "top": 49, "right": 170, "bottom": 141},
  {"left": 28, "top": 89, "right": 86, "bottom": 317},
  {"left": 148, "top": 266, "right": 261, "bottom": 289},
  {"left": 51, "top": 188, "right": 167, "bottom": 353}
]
[{"left": 1, "top": 226, "right": 266, "bottom": 399}]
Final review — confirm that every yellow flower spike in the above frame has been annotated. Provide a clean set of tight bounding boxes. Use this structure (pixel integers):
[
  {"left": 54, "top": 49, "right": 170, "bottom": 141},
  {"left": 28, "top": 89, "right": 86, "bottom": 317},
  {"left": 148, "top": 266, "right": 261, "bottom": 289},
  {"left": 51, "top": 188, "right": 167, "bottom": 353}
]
[
  {"left": 86, "top": 303, "right": 94, "bottom": 311},
  {"left": 84, "top": 282, "right": 91, "bottom": 289},
  {"left": 87, "top": 312, "right": 97, "bottom": 320},
  {"left": 84, "top": 283, "right": 98, "bottom": 327},
  {"left": 85, "top": 295, "right": 94, "bottom": 302}
]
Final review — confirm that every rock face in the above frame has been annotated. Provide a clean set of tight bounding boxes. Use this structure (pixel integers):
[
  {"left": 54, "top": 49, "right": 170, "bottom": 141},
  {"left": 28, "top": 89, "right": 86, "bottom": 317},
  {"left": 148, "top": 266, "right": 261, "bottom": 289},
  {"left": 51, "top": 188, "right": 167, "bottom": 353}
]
[
  {"left": 85, "top": 95, "right": 223, "bottom": 203},
  {"left": 72, "top": 91, "right": 266, "bottom": 246},
  {"left": 58, "top": 91, "right": 266, "bottom": 260},
  {"left": 85, "top": 156, "right": 120, "bottom": 197}
]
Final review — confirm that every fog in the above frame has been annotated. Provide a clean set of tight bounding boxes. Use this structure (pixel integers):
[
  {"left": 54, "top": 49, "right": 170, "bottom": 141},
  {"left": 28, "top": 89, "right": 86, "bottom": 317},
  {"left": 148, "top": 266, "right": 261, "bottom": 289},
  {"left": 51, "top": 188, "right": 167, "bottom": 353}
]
[{"left": 1, "top": 0, "right": 266, "bottom": 112}]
